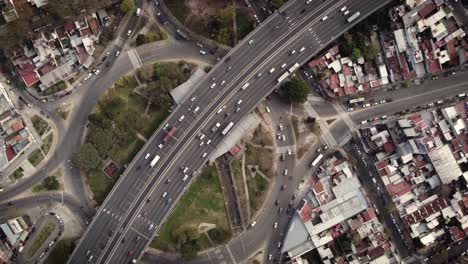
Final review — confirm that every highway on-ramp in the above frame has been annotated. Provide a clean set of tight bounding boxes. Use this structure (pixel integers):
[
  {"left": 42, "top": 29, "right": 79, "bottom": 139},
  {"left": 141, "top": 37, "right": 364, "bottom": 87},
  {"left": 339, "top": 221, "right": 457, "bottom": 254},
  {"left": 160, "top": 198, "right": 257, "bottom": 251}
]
[{"left": 68, "top": 0, "right": 392, "bottom": 263}]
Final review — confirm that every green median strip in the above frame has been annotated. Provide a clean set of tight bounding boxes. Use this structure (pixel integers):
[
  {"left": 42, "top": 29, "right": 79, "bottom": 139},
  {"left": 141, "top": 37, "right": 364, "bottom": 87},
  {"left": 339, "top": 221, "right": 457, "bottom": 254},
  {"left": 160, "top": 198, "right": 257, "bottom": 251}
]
[{"left": 27, "top": 222, "right": 56, "bottom": 258}]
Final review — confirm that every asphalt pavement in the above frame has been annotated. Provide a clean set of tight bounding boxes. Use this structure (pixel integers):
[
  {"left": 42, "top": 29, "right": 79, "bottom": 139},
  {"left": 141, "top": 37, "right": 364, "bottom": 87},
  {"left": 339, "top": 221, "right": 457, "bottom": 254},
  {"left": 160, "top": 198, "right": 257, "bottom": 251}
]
[{"left": 68, "top": 0, "right": 395, "bottom": 263}]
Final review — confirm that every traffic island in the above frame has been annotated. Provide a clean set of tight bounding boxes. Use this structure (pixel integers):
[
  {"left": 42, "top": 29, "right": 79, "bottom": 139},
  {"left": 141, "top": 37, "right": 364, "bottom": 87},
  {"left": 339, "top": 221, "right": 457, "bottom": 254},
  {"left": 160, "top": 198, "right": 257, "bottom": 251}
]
[
  {"left": 150, "top": 165, "right": 231, "bottom": 259},
  {"left": 25, "top": 221, "right": 56, "bottom": 259}
]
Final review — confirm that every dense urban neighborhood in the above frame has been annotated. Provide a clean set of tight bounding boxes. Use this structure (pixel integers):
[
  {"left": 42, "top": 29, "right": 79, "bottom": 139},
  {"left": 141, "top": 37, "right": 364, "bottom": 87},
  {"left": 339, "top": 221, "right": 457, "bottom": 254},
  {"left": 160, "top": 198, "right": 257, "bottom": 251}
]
[{"left": 0, "top": 0, "right": 467, "bottom": 264}]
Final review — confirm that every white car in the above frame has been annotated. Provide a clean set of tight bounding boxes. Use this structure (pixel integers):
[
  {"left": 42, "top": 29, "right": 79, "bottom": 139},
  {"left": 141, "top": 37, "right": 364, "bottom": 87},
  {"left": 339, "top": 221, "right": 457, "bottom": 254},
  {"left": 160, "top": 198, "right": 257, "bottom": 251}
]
[
  {"left": 273, "top": 222, "right": 278, "bottom": 229},
  {"left": 182, "top": 167, "right": 188, "bottom": 173},
  {"left": 178, "top": 115, "right": 185, "bottom": 122},
  {"left": 199, "top": 50, "right": 206, "bottom": 55},
  {"left": 265, "top": 107, "right": 271, "bottom": 113},
  {"left": 127, "top": 30, "right": 132, "bottom": 36},
  {"left": 237, "top": 99, "right": 243, "bottom": 105},
  {"left": 283, "top": 169, "right": 288, "bottom": 176},
  {"left": 248, "top": 39, "right": 254, "bottom": 44},
  {"left": 250, "top": 221, "right": 257, "bottom": 227},
  {"left": 282, "top": 135, "right": 286, "bottom": 142},
  {"left": 191, "top": 96, "right": 196, "bottom": 102},
  {"left": 279, "top": 124, "right": 284, "bottom": 131},
  {"left": 221, "top": 80, "right": 226, "bottom": 85},
  {"left": 201, "top": 152, "right": 207, "bottom": 158},
  {"left": 115, "top": 50, "right": 121, "bottom": 57},
  {"left": 210, "top": 83, "right": 216, "bottom": 89},
  {"left": 162, "top": 192, "right": 167, "bottom": 198}
]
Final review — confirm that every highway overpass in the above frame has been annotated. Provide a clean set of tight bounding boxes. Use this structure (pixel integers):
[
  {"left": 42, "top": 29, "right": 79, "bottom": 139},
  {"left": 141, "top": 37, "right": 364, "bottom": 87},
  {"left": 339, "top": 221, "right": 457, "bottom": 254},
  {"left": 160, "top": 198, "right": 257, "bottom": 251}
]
[{"left": 68, "top": 0, "right": 392, "bottom": 263}]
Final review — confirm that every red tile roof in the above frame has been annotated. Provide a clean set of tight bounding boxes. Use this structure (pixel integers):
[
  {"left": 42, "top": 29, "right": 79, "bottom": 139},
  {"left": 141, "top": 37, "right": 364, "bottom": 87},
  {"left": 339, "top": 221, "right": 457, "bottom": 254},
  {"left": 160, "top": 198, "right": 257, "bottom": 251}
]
[
  {"left": 367, "top": 246, "right": 385, "bottom": 260},
  {"left": 6, "top": 145, "right": 16, "bottom": 161},
  {"left": 39, "top": 64, "right": 56, "bottom": 76},
  {"left": 299, "top": 202, "right": 313, "bottom": 222},
  {"left": 450, "top": 226, "right": 464, "bottom": 242},
  {"left": 229, "top": 144, "right": 241, "bottom": 156},
  {"left": 386, "top": 181, "right": 412, "bottom": 197},
  {"left": 418, "top": 2, "right": 436, "bottom": 19},
  {"left": 88, "top": 19, "right": 99, "bottom": 35},
  {"left": 402, "top": 197, "right": 450, "bottom": 226},
  {"left": 17, "top": 62, "right": 39, "bottom": 87},
  {"left": 11, "top": 119, "right": 23, "bottom": 132},
  {"left": 362, "top": 208, "right": 377, "bottom": 222},
  {"left": 383, "top": 142, "right": 396, "bottom": 153},
  {"left": 64, "top": 21, "right": 75, "bottom": 32}
]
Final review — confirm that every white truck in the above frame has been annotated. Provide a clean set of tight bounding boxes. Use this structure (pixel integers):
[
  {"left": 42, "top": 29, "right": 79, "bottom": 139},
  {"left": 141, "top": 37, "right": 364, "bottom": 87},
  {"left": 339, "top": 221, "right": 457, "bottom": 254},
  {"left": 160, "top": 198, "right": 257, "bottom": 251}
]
[
  {"left": 150, "top": 155, "right": 160, "bottom": 167},
  {"left": 136, "top": 8, "right": 141, "bottom": 17}
]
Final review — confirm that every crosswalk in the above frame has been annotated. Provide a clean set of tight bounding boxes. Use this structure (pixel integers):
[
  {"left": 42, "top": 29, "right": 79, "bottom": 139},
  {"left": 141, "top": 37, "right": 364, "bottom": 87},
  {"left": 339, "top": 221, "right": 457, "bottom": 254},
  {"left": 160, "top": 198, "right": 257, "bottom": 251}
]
[{"left": 127, "top": 48, "right": 143, "bottom": 69}]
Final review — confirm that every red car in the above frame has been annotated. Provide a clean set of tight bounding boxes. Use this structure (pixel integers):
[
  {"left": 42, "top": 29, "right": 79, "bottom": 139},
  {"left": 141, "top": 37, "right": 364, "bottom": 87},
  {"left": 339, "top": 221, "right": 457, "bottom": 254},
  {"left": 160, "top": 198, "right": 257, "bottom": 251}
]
[{"left": 127, "top": 251, "right": 133, "bottom": 257}]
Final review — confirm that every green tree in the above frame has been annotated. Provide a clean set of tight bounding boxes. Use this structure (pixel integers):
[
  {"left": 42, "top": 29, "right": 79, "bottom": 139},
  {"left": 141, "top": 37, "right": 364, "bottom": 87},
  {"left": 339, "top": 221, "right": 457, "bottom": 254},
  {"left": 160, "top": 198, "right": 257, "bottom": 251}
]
[
  {"left": 120, "top": 0, "right": 135, "bottom": 15},
  {"left": 180, "top": 241, "right": 200, "bottom": 260},
  {"left": 43, "top": 176, "right": 60, "bottom": 190},
  {"left": 281, "top": 78, "right": 309, "bottom": 104},
  {"left": 89, "top": 128, "right": 114, "bottom": 157},
  {"left": 46, "top": 0, "right": 112, "bottom": 19},
  {"left": 350, "top": 48, "right": 362, "bottom": 61},
  {"left": 74, "top": 143, "right": 101, "bottom": 170},
  {"left": 136, "top": 34, "right": 146, "bottom": 46},
  {"left": 363, "top": 45, "right": 379, "bottom": 61},
  {"left": 271, "top": 0, "right": 286, "bottom": 9}
]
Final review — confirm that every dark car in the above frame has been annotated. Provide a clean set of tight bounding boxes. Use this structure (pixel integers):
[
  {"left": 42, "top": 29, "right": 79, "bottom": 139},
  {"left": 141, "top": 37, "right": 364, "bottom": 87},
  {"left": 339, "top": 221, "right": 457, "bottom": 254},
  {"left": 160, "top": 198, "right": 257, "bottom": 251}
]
[{"left": 275, "top": 200, "right": 279, "bottom": 206}]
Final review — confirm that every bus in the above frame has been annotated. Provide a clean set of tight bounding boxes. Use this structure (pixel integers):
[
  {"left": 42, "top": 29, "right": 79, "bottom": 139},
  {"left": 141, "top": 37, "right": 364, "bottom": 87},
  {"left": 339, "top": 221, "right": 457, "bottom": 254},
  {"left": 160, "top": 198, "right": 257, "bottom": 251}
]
[
  {"left": 347, "top": 12, "right": 360, "bottom": 23},
  {"left": 287, "top": 63, "right": 300, "bottom": 74},
  {"left": 221, "top": 122, "right": 234, "bottom": 136},
  {"left": 310, "top": 154, "right": 323, "bottom": 167},
  {"left": 176, "top": 29, "right": 190, "bottom": 40},
  {"left": 349, "top": 97, "right": 365, "bottom": 105},
  {"left": 277, "top": 72, "right": 290, "bottom": 83},
  {"left": 162, "top": 127, "right": 177, "bottom": 144},
  {"left": 150, "top": 155, "right": 160, "bottom": 167}
]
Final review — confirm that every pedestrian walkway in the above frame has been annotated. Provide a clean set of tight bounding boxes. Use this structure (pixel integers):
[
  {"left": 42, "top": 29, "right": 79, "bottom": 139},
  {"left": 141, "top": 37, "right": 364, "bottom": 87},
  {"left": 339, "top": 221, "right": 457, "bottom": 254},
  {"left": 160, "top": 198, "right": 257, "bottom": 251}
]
[
  {"left": 127, "top": 48, "right": 143, "bottom": 69},
  {"left": 304, "top": 100, "right": 337, "bottom": 146}
]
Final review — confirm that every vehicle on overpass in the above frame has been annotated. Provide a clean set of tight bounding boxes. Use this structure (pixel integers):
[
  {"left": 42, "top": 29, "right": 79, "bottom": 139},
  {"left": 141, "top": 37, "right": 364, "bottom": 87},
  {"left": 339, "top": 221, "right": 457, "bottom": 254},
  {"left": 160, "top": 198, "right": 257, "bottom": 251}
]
[
  {"left": 347, "top": 11, "right": 361, "bottom": 23},
  {"left": 277, "top": 72, "right": 290, "bottom": 83},
  {"left": 150, "top": 155, "right": 160, "bottom": 167},
  {"left": 159, "top": 127, "right": 177, "bottom": 148},
  {"left": 221, "top": 122, "right": 234, "bottom": 136},
  {"left": 310, "top": 154, "right": 323, "bottom": 167},
  {"left": 287, "top": 62, "right": 300, "bottom": 74}
]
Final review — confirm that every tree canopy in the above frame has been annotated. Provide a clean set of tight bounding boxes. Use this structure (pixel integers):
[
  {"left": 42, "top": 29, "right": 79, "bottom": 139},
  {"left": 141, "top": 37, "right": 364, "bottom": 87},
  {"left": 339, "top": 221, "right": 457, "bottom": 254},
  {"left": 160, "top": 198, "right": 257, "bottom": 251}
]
[
  {"left": 46, "top": 0, "right": 112, "bottom": 19},
  {"left": 120, "top": 0, "right": 135, "bottom": 14},
  {"left": 74, "top": 143, "right": 101, "bottom": 170},
  {"left": 43, "top": 176, "right": 60, "bottom": 190},
  {"left": 281, "top": 78, "right": 309, "bottom": 104}
]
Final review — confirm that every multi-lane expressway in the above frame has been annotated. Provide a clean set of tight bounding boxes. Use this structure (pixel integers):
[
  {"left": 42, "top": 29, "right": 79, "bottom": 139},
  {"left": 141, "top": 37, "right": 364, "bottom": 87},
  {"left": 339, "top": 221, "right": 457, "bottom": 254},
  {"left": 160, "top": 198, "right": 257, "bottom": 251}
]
[{"left": 68, "top": 0, "right": 393, "bottom": 263}]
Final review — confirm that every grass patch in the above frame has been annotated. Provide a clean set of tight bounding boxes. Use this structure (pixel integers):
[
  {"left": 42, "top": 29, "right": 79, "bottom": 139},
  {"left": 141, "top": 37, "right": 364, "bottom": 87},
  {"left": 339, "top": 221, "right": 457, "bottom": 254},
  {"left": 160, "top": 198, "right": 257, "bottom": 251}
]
[
  {"left": 87, "top": 170, "right": 114, "bottom": 205},
  {"left": 41, "top": 134, "right": 53, "bottom": 155},
  {"left": 32, "top": 184, "right": 43, "bottom": 193},
  {"left": 56, "top": 106, "right": 69, "bottom": 120},
  {"left": 250, "top": 124, "right": 273, "bottom": 147},
  {"left": 326, "top": 119, "right": 336, "bottom": 125},
  {"left": 83, "top": 62, "right": 191, "bottom": 204},
  {"left": 143, "top": 23, "right": 168, "bottom": 44},
  {"left": 28, "top": 149, "right": 45, "bottom": 167},
  {"left": 166, "top": 0, "right": 190, "bottom": 23},
  {"left": 151, "top": 165, "right": 231, "bottom": 252},
  {"left": 31, "top": 115, "right": 49, "bottom": 136},
  {"left": 236, "top": 9, "right": 254, "bottom": 40},
  {"left": 246, "top": 172, "right": 268, "bottom": 212},
  {"left": 244, "top": 145, "right": 274, "bottom": 179},
  {"left": 10, "top": 167, "right": 24, "bottom": 180},
  {"left": 39, "top": 81, "right": 66, "bottom": 96},
  {"left": 44, "top": 238, "right": 77, "bottom": 264},
  {"left": 26, "top": 222, "right": 56, "bottom": 258},
  {"left": 291, "top": 116, "right": 300, "bottom": 142}
]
